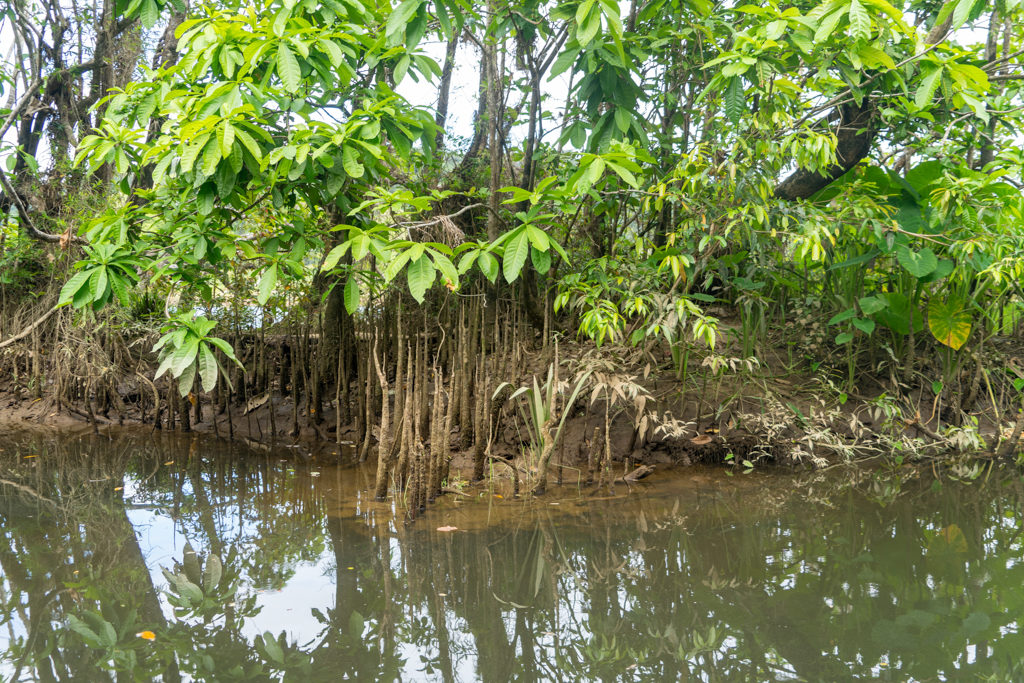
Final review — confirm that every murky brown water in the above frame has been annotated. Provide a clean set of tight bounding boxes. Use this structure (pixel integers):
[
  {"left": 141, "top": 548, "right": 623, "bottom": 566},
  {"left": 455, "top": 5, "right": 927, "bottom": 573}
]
[{"left": 1, "top": 428, "right": 1023, "bottom": 681}]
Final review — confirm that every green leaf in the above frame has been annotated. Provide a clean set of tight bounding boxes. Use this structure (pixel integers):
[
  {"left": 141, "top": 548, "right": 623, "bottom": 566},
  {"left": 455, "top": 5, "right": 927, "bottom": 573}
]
[
  {"left": 67, "top": 615, "right": 103, "bottom": 648},
  {"left": 577, "top": 6, "right": 601, "bottom": 46},
  {"left": 858, "top": 295, "right": 887, "bottom": 315},
  {"left": 197, "top": 343, "right": 218, "bottom": 393},
  {"left": 406, "top": 254, "right": 434, "bottom": 303},
  {"left": 277, "top": 42, "right": 302, "bottom": 94},
  {"left": 828, "top": 308, "right": 857, "bottom": 325},
  {"left": 178, "top": 359, "right": 197, "bottom": 397},
  {"left": 847, "top": 0, "right": 870, "bottom": 41},
  {"left": 177, "top": 578, "right": 204, "bottom": 604},
  {"left": 927, "top": 297, "right": 972, "bottom": 350},
  {"left": 140, "top": 0, "right": 160, "bottom": 27},
  {"left": 180, "top": 134, "right": 210, "bottom": 173},
  {"left": 814, "top": 7, "right": 844, "bottom": 42},
  {"left": 919, "top": 258, "right": 954, "bottom": 284},
  {"left": 915, "top": 66, "right": 944, "bottom": 110},
  {"left": 549, "top": 48, "right": 579, "bottom": 79},
  {"left": 525, "top": 225, "right": 550, "bottom": 251},
  {"left": 321, "top": 243, "right": 350, "bottom": 271},
  {"left": 89, "top": 268, "right": 109, "bottom": 303},
  {"left": 344, "top": 275, "right": 360, "bottom": 313},
  {"left": 613, "top": 108, "right": 631, "bottom": 133},
  {"left": 234, "top": 128, "right": 263, "bottom": 162},
  {"left": 607, "top": 161, "right": 639, "bottom": 188},
  {"left": 857, "top": 45, "right": 895, "bottom": 70},
  {"left": 852, "top": 317, "right": 875, "bottom": 335},
  {"left": 342, "top": 145, "right": 364, "bottom": 178},
  {"left": 431, "top": 252, "right": 459, "bottom": 288},
  {"left": 207, "top": 337, "right": 242, "bottom": 366},
  {"left": 261, "top": 632, "right": 285, "bottom": 664},
  {"left": 109, "top": 272, "right": 130, "bottom": 306},
  {"left": 835, "top": 331, "right": 854, "bottom": 345},
  {"left": 318, "top": 38, "right": 344, "bottom": 67},
  {"left": 386, "top": 0, "right": 422, "bottom": 38},
  {"left": 876, "top": 292, "right": 924, "bottom": 336},
  {"left": 257, "top": 265, "right": 278, "bottom": 306},
  {"left": 478, "top": 251, "right": 499, "bottom": 283},
  {"left": 951, "top": 0, "right": 979, "bottom": 27},
  {"left": 531, "top": 246, "right": 551, "bottom": 274},
  {"left": 59, "top": 269, "right": 94, "bottom": 307},
  {"left": 393, "top": 55, "right": 411, "bottom": 84},
  {"left": 896, "top": 246, "right": 938, "bottom": 279},
  {"left": 502, "top": 228, "right": 530, "bottom": 283},
  {"left": 170, "top": 338, "right": 199, "bottom": 378},
  {"left": 724, "top": 77, "right": 745, "bottom": 125}
]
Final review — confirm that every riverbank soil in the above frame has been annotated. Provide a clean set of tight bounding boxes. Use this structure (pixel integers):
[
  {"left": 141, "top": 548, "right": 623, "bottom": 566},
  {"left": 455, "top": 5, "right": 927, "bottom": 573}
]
[{"left": 3, "top": 317, "right": 1021, "bottom": 494}]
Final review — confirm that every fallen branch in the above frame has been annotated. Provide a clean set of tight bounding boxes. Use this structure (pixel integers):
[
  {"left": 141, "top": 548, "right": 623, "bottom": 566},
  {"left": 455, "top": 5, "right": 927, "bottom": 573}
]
[
  {"left": 0, "top": 306, "right": 58, "bottom": 350},
  {"left": 618, "top": 464, "right": 655, "bottom": 484},
  {"left": 904, "top": 418, "right": 943, "bottom": 443}
]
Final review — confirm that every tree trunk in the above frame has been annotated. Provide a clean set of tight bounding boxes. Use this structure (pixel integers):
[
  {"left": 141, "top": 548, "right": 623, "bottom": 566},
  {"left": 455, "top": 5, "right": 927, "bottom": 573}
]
[
  {"left": 774, "top": 101, "right": 876, "bottom": 200},
  {"left": 435, "top": 37, "right": 459, "bottom": 150}
]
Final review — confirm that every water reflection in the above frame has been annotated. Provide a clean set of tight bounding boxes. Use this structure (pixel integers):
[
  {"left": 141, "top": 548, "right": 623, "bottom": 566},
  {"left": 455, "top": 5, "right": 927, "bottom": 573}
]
[{"left": 1, "top": 429, "right": 1023, "bottom": 681}]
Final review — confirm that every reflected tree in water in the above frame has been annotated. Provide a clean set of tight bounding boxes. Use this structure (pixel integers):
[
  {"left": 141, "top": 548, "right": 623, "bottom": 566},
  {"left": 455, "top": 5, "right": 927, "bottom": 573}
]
[{"left": 2, "top": 432, "right": 1024, "bottom": 681}]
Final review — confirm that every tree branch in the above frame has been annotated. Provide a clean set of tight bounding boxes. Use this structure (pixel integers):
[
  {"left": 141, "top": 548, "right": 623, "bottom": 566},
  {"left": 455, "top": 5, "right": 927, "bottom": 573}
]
[{"left": 0, "top": 306, "right": 59, "bottom": 350}]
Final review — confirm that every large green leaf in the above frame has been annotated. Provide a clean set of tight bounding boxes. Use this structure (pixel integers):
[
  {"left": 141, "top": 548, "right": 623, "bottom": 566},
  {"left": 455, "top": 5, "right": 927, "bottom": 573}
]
[
  {"left": 896, "top": 246, "right": 938, "bottom": 279},
  {"left": 386, "top": 0, "right": 422, "bottom": 39},
  {"left": 724, "top": 77, "right": 745, "bottom": 125},
  {"left": 342, "top": 145, "right": 364, "bottom": 178},
  {"left": 197, "top": 343, "right": 218, "bottom": 393},
  {"left": 915, "top": 65, "right": 943, "bottom": 109},
  {"left": 927, "top": 297, "right": 972, "bottom": 350},
  {"left": 531, "top": 246, "right": 552, "bottom": 274},
  {"left": 257, "top": 265, "right": 278, "bottom": 306},
  {"left": 478, "top": 251, "right": 499, "bottom": 283},
  {"left": 406, "top": 254, "right": 434, "bottom": 303},
  {"left": 858, "top": 295, "right": 888, "bottom": 315},
  {"left": 178, "top": 359, "right": 197, "bottom": 397},
  {"left": 502, "top": 228, "right": 530, "bottom": 283},
  {"left": 59, "top": 269, "right": 94, "bottom": 307},
  {"left": 171, "top": 339, "right": 199, "bottom": 378},
  {"left": 277, "top": 42, "right": 301, "bottom": 93},
  {"left": 847, "top": 0, "right": 870, "bottom": 41},
  {"left": 875, "top": 292, "right": 925, "bottom": 336},
  {"left": 344, "top": 275, "right": 360, "bottom": 314}
]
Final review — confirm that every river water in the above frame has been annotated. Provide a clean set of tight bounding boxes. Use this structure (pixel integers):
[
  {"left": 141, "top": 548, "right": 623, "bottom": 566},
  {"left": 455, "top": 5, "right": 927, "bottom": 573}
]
[{"left": 0, "top": 428, "right": 1022, "bottom": 681}]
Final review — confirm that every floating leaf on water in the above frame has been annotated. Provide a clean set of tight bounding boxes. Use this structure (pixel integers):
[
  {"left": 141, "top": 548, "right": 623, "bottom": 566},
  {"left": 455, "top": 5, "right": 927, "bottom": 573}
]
[{"left": 436, "top": 526, "right": 458, "bottom": 532}]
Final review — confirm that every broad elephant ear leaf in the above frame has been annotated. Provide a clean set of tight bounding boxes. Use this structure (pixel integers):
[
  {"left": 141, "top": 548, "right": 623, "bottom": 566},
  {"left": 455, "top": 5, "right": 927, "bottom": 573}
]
[
  {"left": 927, "top": 297, "right": 972, "bottom": 350},
  {"left": 896, "top": 246, "right": 938, "bottom": 279}
]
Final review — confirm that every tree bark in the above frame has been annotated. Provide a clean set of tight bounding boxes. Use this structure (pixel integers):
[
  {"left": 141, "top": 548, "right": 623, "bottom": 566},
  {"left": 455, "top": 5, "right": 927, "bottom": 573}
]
[
  {"left": 485, "top": 3, "right": 502, "bottom": 241},
  {"left": 435, "top": 37, "right": 459, "bottom": 150},
  {"left": 774, "top": 101, "right": 876, "bottom": 200},
  {"left": 775, "top": 15, "right": 953, "bottom": 200}
]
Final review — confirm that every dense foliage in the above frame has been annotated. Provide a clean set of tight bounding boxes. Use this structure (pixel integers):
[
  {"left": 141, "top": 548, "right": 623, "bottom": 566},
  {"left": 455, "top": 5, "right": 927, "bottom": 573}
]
[{"left": 2, "top": 0, "right": 1023, "bottom": 463}]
